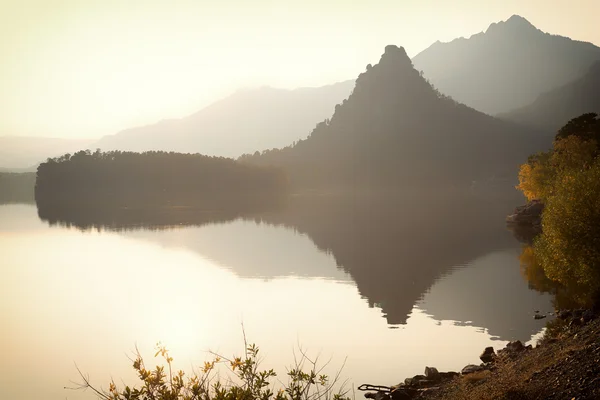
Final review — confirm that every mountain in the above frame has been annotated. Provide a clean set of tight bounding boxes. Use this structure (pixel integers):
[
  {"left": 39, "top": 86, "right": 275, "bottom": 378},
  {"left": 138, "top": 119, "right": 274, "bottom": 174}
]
[
  {"left": 499, "top": 61, "right": 600, "bottom": 133},
  {"left": 0, "top": 136, "right": 94, "bottom": 170},
  {"left": 412, "top": 15, "right": 600, "bottom": 115},
  {"left": 93, "top": 81, "right": 354, "bottom": 157},
  {"left": 241, "top": 45, "right": 547, "bottom": 189}
]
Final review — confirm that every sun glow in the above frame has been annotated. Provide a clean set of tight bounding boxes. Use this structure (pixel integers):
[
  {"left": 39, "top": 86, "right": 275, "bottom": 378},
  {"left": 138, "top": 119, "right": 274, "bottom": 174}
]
[{"left": 1, "top": 0, "right": 599, "bottom": 139}]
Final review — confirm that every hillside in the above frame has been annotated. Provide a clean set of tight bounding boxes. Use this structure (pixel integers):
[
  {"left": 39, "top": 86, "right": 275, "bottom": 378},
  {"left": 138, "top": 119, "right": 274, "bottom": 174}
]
[
  {"left": 241, "top": 45, "right": 547, "bottom": 189},
  {"left": 499, "top": 61, "right": 600, "bottom": 133},
  {"left": 93, "top": 81, "right": 354, "bottom": 157},
  {"left": 412, "top": 15, "right": 600, "bottom": 115}
]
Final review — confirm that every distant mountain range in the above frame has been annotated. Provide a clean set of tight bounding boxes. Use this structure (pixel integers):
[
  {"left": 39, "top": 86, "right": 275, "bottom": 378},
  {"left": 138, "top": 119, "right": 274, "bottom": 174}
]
[
  {"left": 0, "top": 136, "right": 94, "bottom": 170},
  {"left": 499, "top": 61, "right": 600, "bottom": 133},
  {"left": 241, "top": 45, "right": 547, "bottom": 188},
  {"left": 3, "top": 14, "right": 600, "bottom": 171},
  {"left": 413, "top": 15, "right": 600, "bottom": 115},
  {"left": 93, "top": 81, "right": 354, "bottom": 157}
]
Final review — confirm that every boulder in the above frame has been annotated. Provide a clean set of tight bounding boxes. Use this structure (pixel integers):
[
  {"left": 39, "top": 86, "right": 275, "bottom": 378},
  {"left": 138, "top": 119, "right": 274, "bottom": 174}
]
[
  {"left": 404, "top": 374, "right": 425, "bottom": 386},
  {"left": 424, "top": 366, "right": 440, "bottom": 381},
  {"left": 480, "top": 346, "right": 496, "bottom": 363},
  {"left": 461, "top": 364, "right": 485, "bottom": 375},
  {"left": 534, "top": 314, "right": 547, "bottom": 320},
  {"left": 506, "top": 200, "right": 544, "bottom": 226},
  {"left": 506, "top": 340, "right": 525, "bottom": 352}
]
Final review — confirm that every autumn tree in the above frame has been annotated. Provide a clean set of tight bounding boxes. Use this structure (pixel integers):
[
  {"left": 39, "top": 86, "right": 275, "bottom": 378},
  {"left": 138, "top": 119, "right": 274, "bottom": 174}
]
[
  {"left": 516, "top": 151, "right": 553, "bottom": 201},
  {"left": 516, "top": 113, "right": 600, "bottom": 303}
]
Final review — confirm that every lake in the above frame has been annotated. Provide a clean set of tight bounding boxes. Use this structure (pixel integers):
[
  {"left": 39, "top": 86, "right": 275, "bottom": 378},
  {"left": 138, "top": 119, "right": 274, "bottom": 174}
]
[{"left": 0, "top": 191, "right": 554, "bottom": 399}]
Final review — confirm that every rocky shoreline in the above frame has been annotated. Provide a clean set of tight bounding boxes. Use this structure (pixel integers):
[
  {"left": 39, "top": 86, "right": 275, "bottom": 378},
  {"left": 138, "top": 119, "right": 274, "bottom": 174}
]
[
  {"left": 362, "top": 308, "right": 600, "bottom": 399},
  {"left": 506, "top": 200, "right": 543, "bottom": 229}
]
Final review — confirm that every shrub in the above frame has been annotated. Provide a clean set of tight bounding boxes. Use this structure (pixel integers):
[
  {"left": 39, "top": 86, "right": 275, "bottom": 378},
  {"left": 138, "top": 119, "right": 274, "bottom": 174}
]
[{"left": 69, "top": 342, "right": 351, "bottom": 400}]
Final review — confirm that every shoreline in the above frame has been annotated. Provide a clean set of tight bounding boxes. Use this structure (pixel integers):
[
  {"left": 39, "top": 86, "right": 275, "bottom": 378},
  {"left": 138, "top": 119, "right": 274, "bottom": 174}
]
[{"left": 364, "top": 309, "right": 600, "bottom": 399}]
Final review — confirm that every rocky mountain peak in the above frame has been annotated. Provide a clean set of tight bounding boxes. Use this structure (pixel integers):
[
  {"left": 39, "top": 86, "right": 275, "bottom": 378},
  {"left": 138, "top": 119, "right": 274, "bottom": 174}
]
[
  {"left": 486, "top": 14, "right": 538, "bottom": 35},
  {"left": 379, "top": 45, "right": 412, "bottom": 67}
]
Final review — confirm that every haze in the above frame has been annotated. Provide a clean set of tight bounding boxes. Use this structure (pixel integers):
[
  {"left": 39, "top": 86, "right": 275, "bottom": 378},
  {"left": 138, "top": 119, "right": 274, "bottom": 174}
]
[{"left": 2, "top": 0, "right": 599, "bottom": 139}]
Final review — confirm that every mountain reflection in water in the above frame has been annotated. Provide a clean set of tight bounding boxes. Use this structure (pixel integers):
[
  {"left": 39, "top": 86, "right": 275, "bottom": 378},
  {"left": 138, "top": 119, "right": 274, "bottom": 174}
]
[{"left": 36, "top": 189, "right": 554, "bottom": 338}]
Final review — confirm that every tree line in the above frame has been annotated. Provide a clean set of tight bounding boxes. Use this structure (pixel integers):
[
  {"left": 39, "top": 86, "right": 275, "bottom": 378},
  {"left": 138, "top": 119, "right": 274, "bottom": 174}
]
[{"left": 35, "top": 150, "right": 288, "bottom": 208}]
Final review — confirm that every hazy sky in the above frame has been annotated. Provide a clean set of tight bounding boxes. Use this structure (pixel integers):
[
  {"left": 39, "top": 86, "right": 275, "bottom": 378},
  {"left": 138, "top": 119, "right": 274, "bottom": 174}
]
[{"left": 2, "top": 0, "right": 599, "bottom": 139}]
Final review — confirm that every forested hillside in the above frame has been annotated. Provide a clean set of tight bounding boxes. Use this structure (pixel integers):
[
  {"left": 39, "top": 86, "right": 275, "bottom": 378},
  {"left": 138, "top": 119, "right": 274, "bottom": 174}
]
[
  {"left": 35, "top": 150, "right": 288, "bottom": 208},
  {"left": 240, "top": 45, "right": 546, "bottom": 189}
]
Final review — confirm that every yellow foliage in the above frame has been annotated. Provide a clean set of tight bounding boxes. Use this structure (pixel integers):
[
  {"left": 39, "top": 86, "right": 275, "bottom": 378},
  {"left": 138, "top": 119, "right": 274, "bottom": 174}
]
[
  {"left": 516, "top": 163, "right": 537, "bottom": 201},
  {"left": 517, "top": 117, "right": 600, "bottom": 304},
  {"left": 551, "top": 136, "right": 597, "bottom": 172},
  {"left": 515, "top": 152, "right": 552, "bottom": 201},
  {"left": 519, "top": 245, "right": 557, "bottom": 293}
]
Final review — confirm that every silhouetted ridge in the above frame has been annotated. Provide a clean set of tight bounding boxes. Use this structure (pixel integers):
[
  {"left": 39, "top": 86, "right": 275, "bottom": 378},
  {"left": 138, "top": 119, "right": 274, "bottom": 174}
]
[
  {"left": 241, "top": 45, "right": 543, "bottom": 189},
  {"left": 93, "top": 81, "right": 354, "bottom": 157},
  {"left": 413, "top": 15, "right": 600, "bottom": 114},
  {"left": 487, "top": 15, "right": 538, "bottom": 34},
  {"left": 500, "top": 61, "right": 600, "bottom": 132}
]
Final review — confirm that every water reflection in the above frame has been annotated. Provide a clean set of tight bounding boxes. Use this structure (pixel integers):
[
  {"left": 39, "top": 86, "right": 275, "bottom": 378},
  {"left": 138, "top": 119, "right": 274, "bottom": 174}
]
[
  {"left": 34, "top": 189, "right": 550, "bottom": 332},
  {"left": 249, "top": 192, "right": 535, "bottom": 326},
  {"left": 0, "top": 191, "right": 558, "bottom": 399},
  {"left": 124, "top": 221, "right": 351, "bottom": 280},
  {"left": 418, "top": 248, "right": 553, "bottom": 340}
]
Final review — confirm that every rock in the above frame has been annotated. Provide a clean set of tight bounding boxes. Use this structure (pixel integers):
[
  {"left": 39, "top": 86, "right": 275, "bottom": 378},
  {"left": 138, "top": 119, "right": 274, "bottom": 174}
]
[
  {"left": 424, "top": 366, "right": 440, "bottom": 381},
  {"left": 506, "top": 200, "right": 544, "bottom": 226},
  {"left": 417, "top": 379, "right": 435, "bottom": 387},
  {"left": 506, "top": 340, "right": 525, "bottom": 352},
  {"left": 461, "top": 364, "right": 485, "bottom": 375},
  {"left": 365, "top": 392, "right": 390, "bottom": 400},
  {"left": 480, "top": 346, "right": 496, "bottom": 363},
  {"left": 390, "top": 388, "right": 412, "bottom": 400},
  {"left": 391, "top": 387, "right": 418, "bottom": 400},
  {"left": 439, "top": 371, "right": 459, "bottom": 380},
  {"left": 534, "top": 314, "right": 547, "bottom": 320},
  {"left": 404, "top": 375, "right": 425, "bottom": 387}
]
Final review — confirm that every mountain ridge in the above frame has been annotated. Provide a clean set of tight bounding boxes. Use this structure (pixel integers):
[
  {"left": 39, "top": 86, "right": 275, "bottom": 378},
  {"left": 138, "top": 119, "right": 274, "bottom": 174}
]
[
  {"left": 93, "top": 80, "right": 355, "bottom": 157},
  {"left": 499, "top": 60, "right": 600, "bottom": 132},
  {"left": 413, "top": 15, "right": 600, "bottom": 115},
  {"left": 241, "top": 45, "right": 547, "bottom": 188}
]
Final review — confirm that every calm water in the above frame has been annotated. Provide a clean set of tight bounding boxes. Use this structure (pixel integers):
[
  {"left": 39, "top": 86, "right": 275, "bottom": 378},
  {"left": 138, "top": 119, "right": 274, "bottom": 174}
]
[{"left": 0, "top": 192, "right": 554, "bottom": 399}]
